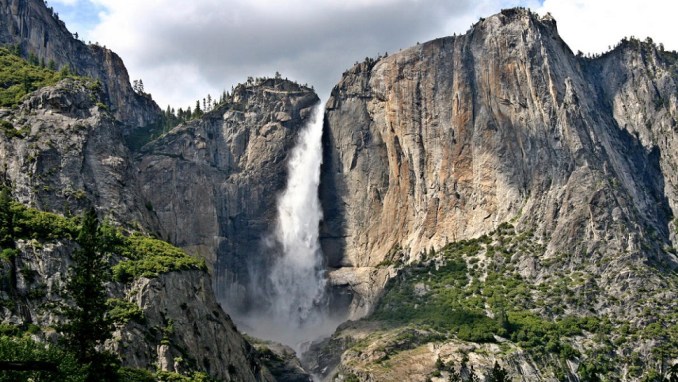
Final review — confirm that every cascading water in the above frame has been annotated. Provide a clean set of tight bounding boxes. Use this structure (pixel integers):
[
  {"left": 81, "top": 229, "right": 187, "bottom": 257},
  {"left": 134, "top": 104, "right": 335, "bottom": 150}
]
[
  {"left": 229, "top": 103, "right": 340, "bottom": 351},
  {"left": 265, "top": 103, "right": 330, "bottom": 343},
  {"left": 269, "top": 103, "right": 326, "bottom": 328}
]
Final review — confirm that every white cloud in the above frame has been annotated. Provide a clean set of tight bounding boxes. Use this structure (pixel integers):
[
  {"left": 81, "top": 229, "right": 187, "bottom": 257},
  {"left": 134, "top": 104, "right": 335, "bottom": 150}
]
[
  {"left": 537, "top": 0, "right": 678, "bottom": 54},
  {"left": 51, "top": 0, "right": 79, "bottom": 5},
  {"left": 87, "top": 0, "right": 542, "bottom": 109},
  {"left": 80, "top": 0, "right": 677, "bottom": 109}
]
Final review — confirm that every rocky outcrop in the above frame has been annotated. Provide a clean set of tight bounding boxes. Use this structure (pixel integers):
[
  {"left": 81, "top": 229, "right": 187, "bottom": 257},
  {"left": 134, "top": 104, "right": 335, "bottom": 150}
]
[
  {"left": 320, "top": 8, "right": 678, "bottom": 318},
  {"left": 113, "top": 270, "right": 266, "bottom": 381},
  {"left": 0, "top": 0, "right": 161, "bottom": 128},
  {"left": 0, "top": 79, "right": 154, "bottom": 226},
  {"left": 304, "top": 322, "right": 571, "bottom": 382},
  {"left": 0, "top": 73, "right": 321, "bottom": 379},
  {"left": 588, "top": 39, "right": 678, "bottom": 237},
  {"left": 0, "top": 236, "right": 268, "bottom": 381},
  {"left": 135, "top": 79, "right": 319, "bottom": 308},
  {"left": 0, "top": 79, "right": 139, "bottom": 221}
]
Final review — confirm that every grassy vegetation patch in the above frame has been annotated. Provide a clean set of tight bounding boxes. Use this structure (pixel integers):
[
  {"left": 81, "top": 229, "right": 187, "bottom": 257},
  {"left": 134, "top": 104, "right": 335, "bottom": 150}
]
[
  {"left": 10, "top": 202, "right": 78, "bottom": 241},
  {"left": 0, "top": 119, "right": 29, "bottom": 138},
  {"left": 366, "top": 223, "right": 678, "bottom": 375},
  {"left": 107, "top": 298, "right": 145, "bottom": 324},
  {"left": 112, "top": 234, "right": 206, "bottom": 283},
  {"left": 371, "top": 249, "right": 503, "bottom": 342},
  {"left": 0, "top": 335, "right": 87, "bottom": 381},
  {"left": 118, "top": 368, "right": 213, "bottom": 382},
  {"left": 0, "top": 47, "right": 81, "bottom": 108},
  {"left": 4, "top": 199, "right": 204, "bottom": 283}
]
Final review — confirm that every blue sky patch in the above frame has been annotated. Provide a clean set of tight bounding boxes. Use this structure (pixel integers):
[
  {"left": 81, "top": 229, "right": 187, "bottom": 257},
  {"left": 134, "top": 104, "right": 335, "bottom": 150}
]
[{"left": 48, "top": 0, "right": 104, "bottom": 41}]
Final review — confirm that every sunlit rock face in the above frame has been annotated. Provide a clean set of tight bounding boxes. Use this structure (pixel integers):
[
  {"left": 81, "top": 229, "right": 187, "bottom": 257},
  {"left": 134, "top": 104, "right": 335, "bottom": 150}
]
[{"left": 320, "top": 8, "right": 678, "bottom": 318}]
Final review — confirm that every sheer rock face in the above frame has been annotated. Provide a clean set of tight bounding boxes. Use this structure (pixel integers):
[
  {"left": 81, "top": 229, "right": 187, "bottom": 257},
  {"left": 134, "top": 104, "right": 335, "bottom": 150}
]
[
  {"left": 320, "top": 9, "right": 678, "bottom": 317},
  {"left": 0, "top": 81, "right": 272, "bottom": 381},
  {"left": 135, "top": 80, "right": 319, "bottom": 305},
  {"left": 0, "top": 79, "right": 152, "bottom": 226},
  {"left": 115, "top": 270, "right": 265, "bottom": 382},
  {"left": 0, "top": 0, "right": 161, "bottom": 128},
  {"left": 0, "top": 240, "right": 267, "bottom": 382},
  {"left": 0, "top": 74, "right": 316, "bottom": 382}
]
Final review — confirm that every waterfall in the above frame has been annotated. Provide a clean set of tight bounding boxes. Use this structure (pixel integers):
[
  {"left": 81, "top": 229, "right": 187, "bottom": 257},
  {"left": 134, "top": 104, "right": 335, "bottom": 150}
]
[
  {"left": 268, "top": 103, "right": 327, "bottom": 334},
  {"left": 230, "top": 103, "right": 337, "bottom": 351}
]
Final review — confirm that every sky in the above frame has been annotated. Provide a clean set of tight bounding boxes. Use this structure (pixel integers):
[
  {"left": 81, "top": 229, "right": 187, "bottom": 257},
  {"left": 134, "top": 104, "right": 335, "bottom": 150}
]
[{"left": 49, "top": 0, "right": 678, "bottom": 111}]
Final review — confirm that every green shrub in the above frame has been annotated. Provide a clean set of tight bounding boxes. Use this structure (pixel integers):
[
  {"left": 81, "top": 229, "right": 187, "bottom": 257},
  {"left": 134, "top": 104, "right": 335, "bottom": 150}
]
[
  {"left": 0, "top": 120, "right": 28, "bottom": 138},
  {"left": 5, "top": 200, "right": 202, "bottom": 284},
  {"left": 0, "top": 324, "right": 19, "bottom": 336},
  {"left": 0, "top": 335, "right": 87, "bottom": 382},
  {"left": 107, "top": 298, "right": 145, "bottom": 324},
  {"left": 0, "top": 47, "right": 84, "bottom": 107},
  {"left": 0, "top": 248, "right": 17, "bottom": 261},
  {"left": 117, "top": 367, "right": 156, "bottom": 382},
  {"left": 11, "top": 202, "right": 78, "bottom": 240},
  {"left": 25, "top": 323, "right": 41, "bottom": 335},
  {"left": 371, "top": 251, "right": 501, "bottom": 342},
  {"left": 112, "top": 234, "right": 206, "bottom": 282},
  {"left": 156, "top": 370, "right": 211, "bottom": 382}
]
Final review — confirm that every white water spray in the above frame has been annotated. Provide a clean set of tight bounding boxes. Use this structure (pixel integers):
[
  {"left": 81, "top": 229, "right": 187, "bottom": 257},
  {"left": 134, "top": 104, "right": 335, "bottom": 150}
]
[
  {"left": 268, "top": 104, "right": 327, "bottom": 330},
  {"left": 232, "top": 103, "right": 340, "bottom": 350}
]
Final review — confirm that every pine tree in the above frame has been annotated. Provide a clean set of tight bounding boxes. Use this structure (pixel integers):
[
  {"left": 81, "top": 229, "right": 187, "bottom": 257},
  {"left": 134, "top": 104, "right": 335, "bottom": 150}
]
[
  {"left": 486, "top": 362, "right": 510, "bottom": 382},
  {"left": 61, "top": 207, "right": 117, "bottom": 381},
  {"left": 132, "top": 79, "right": 144, "bottom": 94},
  {"left": 28, "top": 52, "right": 39, "bottom": 66},
  {"left": 194, "top": 100, "right": 202, "bottom": 118},
  {"left": 0, "top": 186, "right": 14, "bottom": 248}
]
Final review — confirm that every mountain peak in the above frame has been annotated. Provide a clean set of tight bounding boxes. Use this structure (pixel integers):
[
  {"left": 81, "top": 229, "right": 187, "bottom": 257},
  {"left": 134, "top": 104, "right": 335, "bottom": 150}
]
[
  {"left": 0, "top": 0, "right": 161, "bottom": 128},
  {"left": 471, "top": 7, "right": 565, "bottom": 49}
]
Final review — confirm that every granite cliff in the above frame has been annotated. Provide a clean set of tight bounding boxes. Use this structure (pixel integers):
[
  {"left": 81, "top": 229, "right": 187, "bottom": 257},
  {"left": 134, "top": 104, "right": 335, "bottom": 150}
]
[
  {"left": 320, "top": 7, "right": 678, "bottom": 319},
  {"left": 135, "top": 79, "right": 319, "bottom": 308},
  {"left": 2, "top": 0, "right": 678, "bottom": 380},
  {"left": 0, "top": 0, "right": 161, "bottom": 128},
  {"left": 315, "top": 8, "right": 678, "bottom": 381}
]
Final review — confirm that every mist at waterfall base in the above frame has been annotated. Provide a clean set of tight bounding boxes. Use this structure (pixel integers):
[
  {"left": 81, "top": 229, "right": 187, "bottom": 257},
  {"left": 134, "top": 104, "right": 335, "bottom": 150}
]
[{"left": 223, "top": 104, "right": 344, "bottom": 351}]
